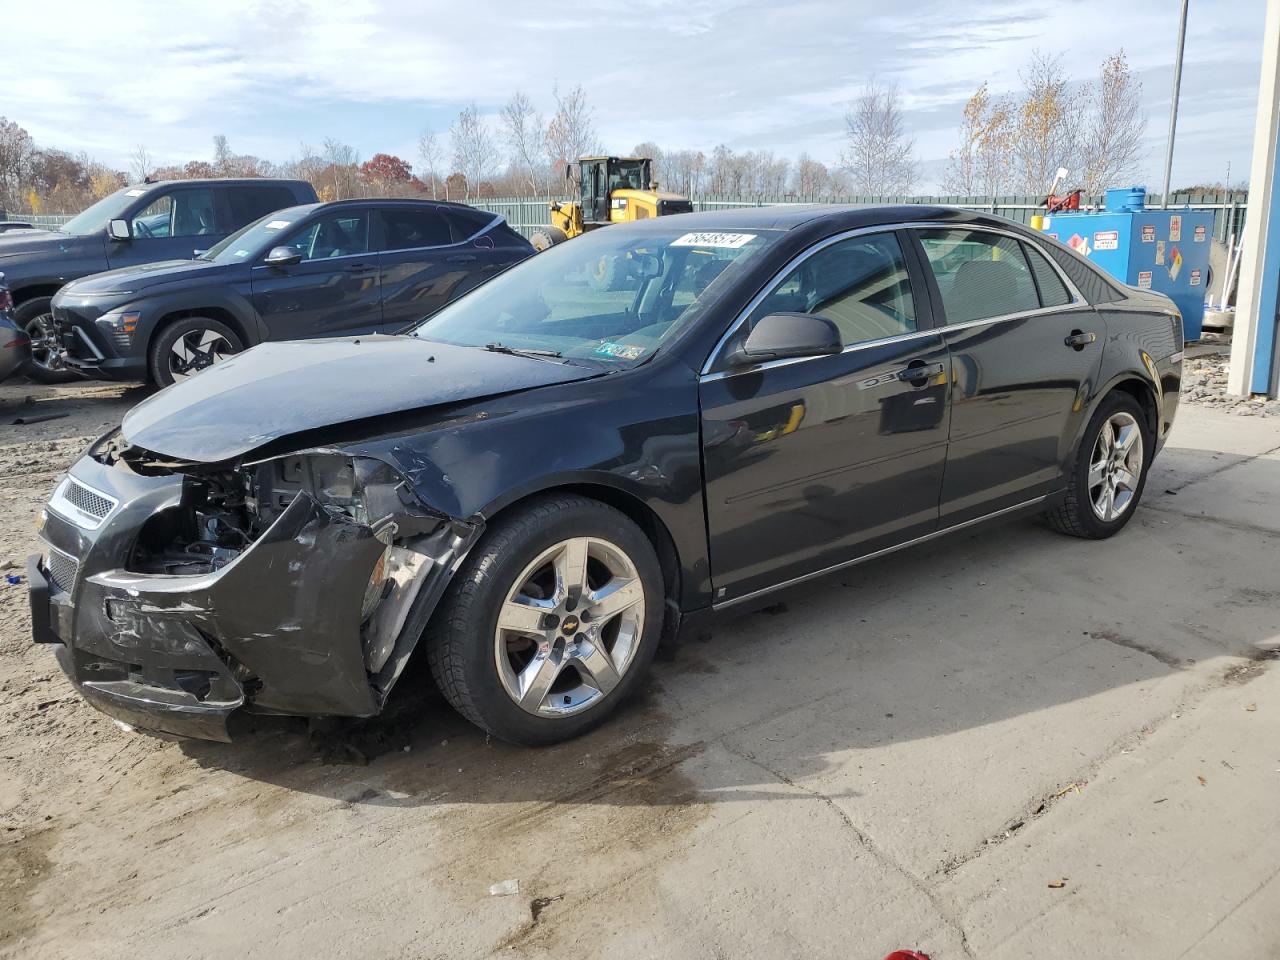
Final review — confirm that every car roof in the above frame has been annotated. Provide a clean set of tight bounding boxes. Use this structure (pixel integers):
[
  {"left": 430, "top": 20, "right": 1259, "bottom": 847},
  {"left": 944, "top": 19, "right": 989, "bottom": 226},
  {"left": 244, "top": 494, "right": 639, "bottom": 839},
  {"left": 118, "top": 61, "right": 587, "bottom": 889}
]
[
  {"left": 138, "top": 178, "right": 311, "bottom": 189},
  {"left": 619, "top": 203, "right": 1026, "bottom": 234},
  {"left": 275, "top": 197, "right": 501, "bottom": 219}
]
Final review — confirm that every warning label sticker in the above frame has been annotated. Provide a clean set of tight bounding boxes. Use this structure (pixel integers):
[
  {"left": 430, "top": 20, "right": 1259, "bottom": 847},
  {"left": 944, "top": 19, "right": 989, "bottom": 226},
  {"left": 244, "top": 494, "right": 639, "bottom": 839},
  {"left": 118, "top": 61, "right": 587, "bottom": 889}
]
[
  {"left": 1094, "top": 230, "right": 1119, "bottom": 250},
  {"left": 1169, "top": 215, "right": 1182, "bottom": 242},
  {"left": 1156, "top": 241, "right": 1166, "bottom": 265},
  {"left": 1169, "top": 246, "right": 1183, "bottom": 281},
  {"left": 1137, "top": 271, "right": 1153, "bottom": 289},
  {"left": 1141, "top": 224, "right": 1156, "bottom": 243},
  {"left": 1194, "top": 224, "right": 1207, "bottom": 243},
  {"left": 1190, "top": 268, "right": 1202, "bottom": 286}
]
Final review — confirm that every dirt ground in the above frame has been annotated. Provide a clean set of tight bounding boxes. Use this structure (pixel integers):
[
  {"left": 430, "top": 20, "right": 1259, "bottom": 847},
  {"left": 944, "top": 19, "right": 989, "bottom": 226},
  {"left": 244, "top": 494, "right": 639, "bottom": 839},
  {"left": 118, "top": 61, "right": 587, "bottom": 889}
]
[{"left": 1, "top": 373, "right": 1277, "bottom": 960}]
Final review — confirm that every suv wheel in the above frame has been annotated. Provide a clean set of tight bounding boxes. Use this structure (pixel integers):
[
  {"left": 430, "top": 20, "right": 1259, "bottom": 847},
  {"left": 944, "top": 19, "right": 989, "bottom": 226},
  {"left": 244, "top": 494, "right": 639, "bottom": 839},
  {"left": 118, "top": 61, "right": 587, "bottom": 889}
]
[
  {"left": 426, "top": 494, "right": 664, "bottom": 745},
  {"left": 1044, "top": 391, "right": 1152, "bottom": 539},
  {"left": 14, "top": 297, "right": 79, "bottom": 384},
  {"left": 149, "top": 317, "right": 243, "bottom": 387}
]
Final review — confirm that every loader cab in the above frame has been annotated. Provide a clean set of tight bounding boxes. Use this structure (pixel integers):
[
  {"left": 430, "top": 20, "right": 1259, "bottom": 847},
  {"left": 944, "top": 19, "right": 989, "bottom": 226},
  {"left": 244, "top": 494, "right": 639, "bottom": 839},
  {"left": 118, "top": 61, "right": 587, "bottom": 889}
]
[{"left": 577, "top": 157, "right": 653, "bottom": 225}]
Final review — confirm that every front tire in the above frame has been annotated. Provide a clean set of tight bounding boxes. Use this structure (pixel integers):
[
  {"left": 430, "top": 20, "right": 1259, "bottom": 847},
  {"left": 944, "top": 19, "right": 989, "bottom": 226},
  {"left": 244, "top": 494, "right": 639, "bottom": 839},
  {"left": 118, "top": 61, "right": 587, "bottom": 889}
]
[
  {"left": 15, "top": 297, "right": 79, "bottom": 384},
  {"left": 426, "top": 494, "right": 664, "bottom": 745},
  {"left": 149, "top": 317, "right": 243, "bottom": 387},
  {"left": 1044, "top": 391, "right": 1152, "bottom": 539}
]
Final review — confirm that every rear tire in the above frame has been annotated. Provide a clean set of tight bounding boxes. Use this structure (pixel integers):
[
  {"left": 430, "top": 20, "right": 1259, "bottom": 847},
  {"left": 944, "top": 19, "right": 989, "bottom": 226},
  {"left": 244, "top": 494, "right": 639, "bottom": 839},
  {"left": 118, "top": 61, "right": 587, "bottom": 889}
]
[
  {"left": 15, "top": 297, "right": 79, "bottom": 384},
  {"left": 149, "top": 317, "right": 243, "bottom": 387},
  {"left": 530, "top": 225, "right": 568, "bottom": 252},
  {"left": 425, "top": 494, "right": 664, "bottom": 746},
  {"left": 1044, "top": 391, "right": 1152, "bottom": 539}
]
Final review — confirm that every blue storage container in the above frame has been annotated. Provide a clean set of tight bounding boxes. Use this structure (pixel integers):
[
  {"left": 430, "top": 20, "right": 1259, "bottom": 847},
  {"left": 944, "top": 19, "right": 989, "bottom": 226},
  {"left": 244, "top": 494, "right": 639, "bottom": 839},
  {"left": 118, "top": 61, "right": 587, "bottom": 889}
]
[
  {"left": 1105, "top": 186, "right": 1147, "bottom": 212},
  {"left": 1041, "top": 206, "right": 1213, "bottom": 339}
]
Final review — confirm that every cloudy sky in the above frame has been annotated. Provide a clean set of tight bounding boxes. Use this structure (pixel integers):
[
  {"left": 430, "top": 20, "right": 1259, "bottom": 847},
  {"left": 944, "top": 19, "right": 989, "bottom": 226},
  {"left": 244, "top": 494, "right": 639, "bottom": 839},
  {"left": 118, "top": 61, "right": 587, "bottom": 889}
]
[{"left": 3, "top": 0, "right": 1268, "bottom": 191}]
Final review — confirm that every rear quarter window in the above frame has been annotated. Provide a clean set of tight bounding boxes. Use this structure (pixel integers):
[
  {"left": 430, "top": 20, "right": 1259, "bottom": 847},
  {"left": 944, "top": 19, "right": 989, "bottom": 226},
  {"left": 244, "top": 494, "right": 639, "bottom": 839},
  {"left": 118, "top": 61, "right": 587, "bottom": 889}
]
[{"left": 443, "top": 206, "right": 498, "bottom": 243}]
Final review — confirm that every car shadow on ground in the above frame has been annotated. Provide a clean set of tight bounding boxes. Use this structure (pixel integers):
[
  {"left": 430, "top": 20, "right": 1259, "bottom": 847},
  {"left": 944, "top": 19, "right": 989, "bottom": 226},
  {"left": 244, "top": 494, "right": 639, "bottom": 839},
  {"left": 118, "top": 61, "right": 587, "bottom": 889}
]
[{"left": 176, "top": 457, "right": 1280, "bottom": 812}]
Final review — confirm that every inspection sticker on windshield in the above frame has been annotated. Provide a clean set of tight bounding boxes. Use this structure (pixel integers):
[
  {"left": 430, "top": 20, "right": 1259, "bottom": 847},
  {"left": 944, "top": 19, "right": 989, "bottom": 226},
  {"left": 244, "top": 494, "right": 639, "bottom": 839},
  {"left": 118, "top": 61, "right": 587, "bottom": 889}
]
[
  {"left": 264, "top": 219, "right": 290, "bottom": 230},
  {"left": 671, "top": 232, "right": 756, "bottom": 249}
]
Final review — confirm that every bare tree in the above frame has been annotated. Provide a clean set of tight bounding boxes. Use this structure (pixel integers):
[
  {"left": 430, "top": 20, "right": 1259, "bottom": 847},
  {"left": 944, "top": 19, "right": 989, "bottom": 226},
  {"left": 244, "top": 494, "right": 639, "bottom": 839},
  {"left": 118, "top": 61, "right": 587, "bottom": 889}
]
[
  {"left": 1010, "top": 50, "right": 1084, "bottom": 194},
  {"left": 0, "top": 116, "right": 36, "bottom": 210},
  {"left": 417, "top": 128, "right": 444, "bottom": 199},
  {"left": 322, "top": 138, "right": 360, "bottom": 199},
  {"left": 129, "top": 144, "right": 153, "bottom": 183},
  {"left": 793, "top": 153, "right": 830, "bottom": 197},
  {"left": 500, "top": 92, "right": 545, "bottom": 196},
  {"left": 450, "top": 104, "right": 496, "bottom": 201},
  {"left": 1081, "top": 50, "right": 1146, "bottom": 193},
  {"left": 943, "top": 82, "right": 1015, "bottom": 196},
  {"left": 213, "top": 134, "right": 232, "bottom": 175},
  {"left": 544, "top": 84, "right": 599, "bottom": 174},
  {"left": 841, "top": 78, "right": 916, "bottom": 196}
]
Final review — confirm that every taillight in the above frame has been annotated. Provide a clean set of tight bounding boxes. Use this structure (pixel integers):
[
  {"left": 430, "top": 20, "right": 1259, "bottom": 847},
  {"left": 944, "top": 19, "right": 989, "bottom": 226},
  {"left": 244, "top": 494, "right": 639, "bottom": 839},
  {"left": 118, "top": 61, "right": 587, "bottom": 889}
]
[{"left": 0, "top": 287, "right": 13, "bottom": 311}]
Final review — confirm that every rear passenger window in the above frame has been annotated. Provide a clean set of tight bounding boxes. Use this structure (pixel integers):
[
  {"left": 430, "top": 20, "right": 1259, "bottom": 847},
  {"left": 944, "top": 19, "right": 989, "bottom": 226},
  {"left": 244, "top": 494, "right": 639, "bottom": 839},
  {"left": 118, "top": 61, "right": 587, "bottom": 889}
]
[
  {"left": 381, "top": 208, "right": 452, "bottom": 250},
  {"left": 1022, "top": 242, "right": 1072, "bottom": 307},
  {"left": 441, "top": 206, "right": 497, "bottom": 243},
  {"left": 225, "top": 186, "right": 298, "bottom": 232},
  {"left": 917, "top": 230, "right": 1040, "bottom": 323},
  {"left": 747, "top": 233, "right": 916, "bottom": 346}
]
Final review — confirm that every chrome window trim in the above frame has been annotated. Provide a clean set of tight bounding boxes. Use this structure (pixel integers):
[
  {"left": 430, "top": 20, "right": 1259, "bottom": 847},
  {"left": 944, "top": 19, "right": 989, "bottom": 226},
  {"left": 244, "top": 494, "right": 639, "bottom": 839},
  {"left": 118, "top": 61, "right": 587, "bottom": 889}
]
[
  {"left": 713, "top": 494, "right": 1048, "bottom": 610},
  {"left": 47, "top": 476, "right": 119, "bottom": 531},
  {"left": 700, "top": 327, "right": 941, "bottom": 383},
  {"left": 699, "top": 220, "right": 1089, "bottom": 379}
]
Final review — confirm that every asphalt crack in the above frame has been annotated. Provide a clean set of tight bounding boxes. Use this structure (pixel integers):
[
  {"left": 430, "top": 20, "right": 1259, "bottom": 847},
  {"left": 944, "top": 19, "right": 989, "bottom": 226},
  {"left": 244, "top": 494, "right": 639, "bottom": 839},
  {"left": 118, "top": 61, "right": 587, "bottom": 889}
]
[{"left": 1086, "top": 629, "right": 1184, "bottom": 668}]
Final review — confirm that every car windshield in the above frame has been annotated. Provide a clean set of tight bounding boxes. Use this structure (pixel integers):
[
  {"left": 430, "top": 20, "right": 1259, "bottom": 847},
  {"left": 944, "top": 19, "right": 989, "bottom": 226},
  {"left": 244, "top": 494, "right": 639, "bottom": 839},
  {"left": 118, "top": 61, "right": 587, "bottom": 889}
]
[
  {"left": 58, "top": 187, "right": 149, "bottom": 236},
  {"left": 198, "top": 208, "right": 309, "bottom": 263},
  {"left": 411, "top": 227, "right": 779, "bottom": 365}
]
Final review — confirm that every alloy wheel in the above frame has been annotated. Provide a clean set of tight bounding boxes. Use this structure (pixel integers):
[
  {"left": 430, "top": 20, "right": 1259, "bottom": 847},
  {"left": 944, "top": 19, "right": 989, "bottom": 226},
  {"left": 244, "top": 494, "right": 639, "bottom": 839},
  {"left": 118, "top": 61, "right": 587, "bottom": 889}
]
[
  {"left": 168, "top": 328, "right": 235, "bottom": 381},
  {"left": 24, "top": 311, "right": 66, "bottom": 374},
  {"left": 1088, "top": 411, "right": 1144, "bottom": 522},
  {"left": 493, "top": 536, "right": 646, "bottom": 717}
]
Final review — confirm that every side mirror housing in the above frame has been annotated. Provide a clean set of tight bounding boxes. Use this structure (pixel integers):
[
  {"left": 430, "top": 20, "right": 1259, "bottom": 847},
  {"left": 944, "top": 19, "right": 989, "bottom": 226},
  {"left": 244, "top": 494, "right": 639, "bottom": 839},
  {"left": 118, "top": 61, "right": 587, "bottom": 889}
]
[
  {"left": 108, "top": 219, "right": 131, "bottom": 241},
  {"left": 728, "top": 312, "right": 842, "bottom": 367},
  {"left": 264, "top": 245, "right": 303, "bottom": 267}
]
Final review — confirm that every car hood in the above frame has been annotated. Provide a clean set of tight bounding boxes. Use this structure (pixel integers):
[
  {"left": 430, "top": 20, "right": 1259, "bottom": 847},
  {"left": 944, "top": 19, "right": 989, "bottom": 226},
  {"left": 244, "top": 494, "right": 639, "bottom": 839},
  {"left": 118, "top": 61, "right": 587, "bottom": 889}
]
[
  {"left": 63, "top": 258, "right": 230, "bottom": 295},
  {"left": 0, "top": 229, "right": 77, "bottom": 259},
  {"left": 122, "top": 336, "right": 600, "bottom": 462}
]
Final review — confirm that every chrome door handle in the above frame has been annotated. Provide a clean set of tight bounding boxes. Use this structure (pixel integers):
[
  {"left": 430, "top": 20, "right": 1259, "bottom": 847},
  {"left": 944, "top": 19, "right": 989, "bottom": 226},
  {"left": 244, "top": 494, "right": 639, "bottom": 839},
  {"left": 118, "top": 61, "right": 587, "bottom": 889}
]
[
  {"left": 1065, "top": 330, "right": 1097, "bottom": 349},
  {"left": 897, "top": 361, "right": 945, "bottom": 383}
]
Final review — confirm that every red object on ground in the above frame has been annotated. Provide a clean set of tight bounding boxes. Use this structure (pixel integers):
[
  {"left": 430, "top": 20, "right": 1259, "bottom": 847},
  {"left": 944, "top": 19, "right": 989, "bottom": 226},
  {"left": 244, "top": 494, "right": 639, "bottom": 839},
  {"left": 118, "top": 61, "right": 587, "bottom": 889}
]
[{"left": 883, "top": 952, "right": 932, "bottom": 960}]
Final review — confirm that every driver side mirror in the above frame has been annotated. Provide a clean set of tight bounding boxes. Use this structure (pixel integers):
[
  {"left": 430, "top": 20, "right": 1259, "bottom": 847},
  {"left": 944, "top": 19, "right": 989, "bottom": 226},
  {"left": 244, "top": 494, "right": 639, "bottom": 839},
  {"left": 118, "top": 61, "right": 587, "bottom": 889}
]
[
  {"left": 108, "top": 219, "right": 131, "bottom": 241},
  {"left": 264, "top": 245, "right": 303, "bottom": 267},
  {"left": 727, "top": 312, "right": 842, "bottom": 367}
]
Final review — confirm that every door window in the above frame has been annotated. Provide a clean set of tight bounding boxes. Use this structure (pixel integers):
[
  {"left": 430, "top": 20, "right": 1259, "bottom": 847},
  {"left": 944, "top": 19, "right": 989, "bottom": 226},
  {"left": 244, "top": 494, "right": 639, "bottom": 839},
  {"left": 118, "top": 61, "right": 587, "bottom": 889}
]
[
  {"left": 131, "top": 189, "right": 219, "bottom": 239},
  {"left": 380, "top": 207, "right": 452, "bottom": 250},
  {"left": 1022, "top": 242, "right": 1073, "bottom": 307},
  {"left": 916, "top": 229, "right": 1041, "bottom": 323},
  {"left": 280, "top": 211, "right": 370, "bottom": 261},
  {"left": 745, "top": 232, "right": 917, "bottom": 347},
  {"left": 224, "top": 186, "right": 299, "bottom": 232}
]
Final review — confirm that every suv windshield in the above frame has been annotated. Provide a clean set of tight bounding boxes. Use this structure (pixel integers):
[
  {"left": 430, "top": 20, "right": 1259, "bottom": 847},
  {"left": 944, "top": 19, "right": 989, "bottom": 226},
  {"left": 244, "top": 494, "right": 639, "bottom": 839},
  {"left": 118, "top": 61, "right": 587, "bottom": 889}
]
[
  {"left": 198, "top": 207, "right": 310, "bottom": 263},
  {"left": 412, "top": 226, "right": 778, "bottom": 365},
  {"left": 59, "top": 186, "right": 149, "bottom": 236}
]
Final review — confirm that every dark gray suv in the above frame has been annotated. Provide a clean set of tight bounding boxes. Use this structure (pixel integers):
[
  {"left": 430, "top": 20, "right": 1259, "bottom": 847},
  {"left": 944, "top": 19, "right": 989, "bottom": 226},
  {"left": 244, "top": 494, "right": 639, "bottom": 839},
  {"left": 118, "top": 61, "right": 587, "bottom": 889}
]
[{"left": 0, "top": 178, "right": 317, "bottom": 382}]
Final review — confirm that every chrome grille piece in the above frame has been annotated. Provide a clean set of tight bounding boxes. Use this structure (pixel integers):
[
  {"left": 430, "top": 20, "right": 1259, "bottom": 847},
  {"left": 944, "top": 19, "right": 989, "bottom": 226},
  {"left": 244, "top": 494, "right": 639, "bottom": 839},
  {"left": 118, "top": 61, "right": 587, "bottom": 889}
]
[
  {"left": 48, "top": 476, "right": 118, "bottom": 529},
  {"left": 44, "top": 545, "right": 80, "bottom": 594}
]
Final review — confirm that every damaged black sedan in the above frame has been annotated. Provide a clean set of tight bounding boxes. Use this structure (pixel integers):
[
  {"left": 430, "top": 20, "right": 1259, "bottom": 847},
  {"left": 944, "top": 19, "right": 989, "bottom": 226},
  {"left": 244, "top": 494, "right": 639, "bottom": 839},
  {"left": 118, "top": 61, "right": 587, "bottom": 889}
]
[{"left": 30, "top": 206, "right": 1183, "bottom": 745}]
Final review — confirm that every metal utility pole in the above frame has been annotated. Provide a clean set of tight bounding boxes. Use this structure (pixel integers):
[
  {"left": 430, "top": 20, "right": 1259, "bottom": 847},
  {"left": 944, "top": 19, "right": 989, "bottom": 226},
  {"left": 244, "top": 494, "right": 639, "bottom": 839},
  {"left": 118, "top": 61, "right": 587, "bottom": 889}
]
[{"left": 1161, "top": 0, "right": 1190, "bottom": 208}]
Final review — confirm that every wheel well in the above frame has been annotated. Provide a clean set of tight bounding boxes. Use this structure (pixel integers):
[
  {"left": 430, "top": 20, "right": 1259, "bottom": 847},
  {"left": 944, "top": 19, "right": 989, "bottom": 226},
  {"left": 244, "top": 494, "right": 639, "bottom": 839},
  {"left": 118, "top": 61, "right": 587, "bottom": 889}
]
[
  {"left": 1107, "top": 377, "right": 1159, "bottom": 438},
  {"left": 493, "top": 483, "right": 684, "bottom": 607},
  {"left": 154, "top": 307, "right": 249, "bottom": 348},
  {"left": 13, "top": 284, "right": 61, "bottom": 307}
]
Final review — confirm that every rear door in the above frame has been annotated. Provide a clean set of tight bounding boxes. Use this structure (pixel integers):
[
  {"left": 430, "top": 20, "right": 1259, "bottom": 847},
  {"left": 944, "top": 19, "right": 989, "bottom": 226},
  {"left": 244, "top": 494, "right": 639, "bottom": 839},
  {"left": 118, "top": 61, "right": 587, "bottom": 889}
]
[
  {"left": 909, "top": 227, "right": 1104, "bottom": 524},
  {"left": 376, "top": 205, "right": 495, "bottom": 331},
  {"left": 699, "top": 230, "right": 951, "bottom": 603},
  {"left": 249, "top": 206, "right": 382, "bottom": 341},
  {"left": 106, "top": 186, "right": 222, "bottom": 267}
]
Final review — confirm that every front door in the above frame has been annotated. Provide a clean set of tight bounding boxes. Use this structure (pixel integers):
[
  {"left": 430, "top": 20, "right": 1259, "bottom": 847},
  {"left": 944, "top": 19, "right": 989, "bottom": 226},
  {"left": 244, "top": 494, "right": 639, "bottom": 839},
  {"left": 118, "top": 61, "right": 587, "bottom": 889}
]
[
  {"left": 250, "top": 207, "right": 383, "bottom": 341},
  {"left": 910, "top": 227, "right": 1106, "bottom": 524},
  {"left": 700, "top": 231, "right": 951, "bottom": 603},
  {"left": 106, "top": 186, "right": 224, "bottom": 268}
]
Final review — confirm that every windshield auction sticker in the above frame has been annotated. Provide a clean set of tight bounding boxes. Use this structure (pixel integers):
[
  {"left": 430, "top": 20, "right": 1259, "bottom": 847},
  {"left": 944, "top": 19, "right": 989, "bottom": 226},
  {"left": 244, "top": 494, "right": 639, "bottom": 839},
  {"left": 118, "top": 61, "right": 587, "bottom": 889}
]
[{"left": 671, "top": 232, "right": 756, "bottom": 248}]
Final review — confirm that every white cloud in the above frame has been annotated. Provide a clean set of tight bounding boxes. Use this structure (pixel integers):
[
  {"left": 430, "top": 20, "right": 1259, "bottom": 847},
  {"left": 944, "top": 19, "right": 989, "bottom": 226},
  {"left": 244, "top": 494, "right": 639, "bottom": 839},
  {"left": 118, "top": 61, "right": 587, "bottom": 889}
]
[{"left": 2, "top": 0, "right": 1267, "bottom": 190}]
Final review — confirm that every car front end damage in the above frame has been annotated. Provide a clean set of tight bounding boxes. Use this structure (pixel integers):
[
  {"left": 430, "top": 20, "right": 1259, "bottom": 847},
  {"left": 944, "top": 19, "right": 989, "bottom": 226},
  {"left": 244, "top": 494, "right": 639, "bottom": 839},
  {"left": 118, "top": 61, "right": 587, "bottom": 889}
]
[{"left": 29, "top": 432, "right": 483, "bottom": 741}]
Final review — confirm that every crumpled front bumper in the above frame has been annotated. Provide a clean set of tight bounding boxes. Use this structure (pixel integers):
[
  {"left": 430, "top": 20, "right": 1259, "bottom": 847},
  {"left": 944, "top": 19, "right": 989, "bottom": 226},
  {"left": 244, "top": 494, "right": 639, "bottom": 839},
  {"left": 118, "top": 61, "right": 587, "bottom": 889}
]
[{"left": 31, "top": 453, "right": 481, "bottom": 741}]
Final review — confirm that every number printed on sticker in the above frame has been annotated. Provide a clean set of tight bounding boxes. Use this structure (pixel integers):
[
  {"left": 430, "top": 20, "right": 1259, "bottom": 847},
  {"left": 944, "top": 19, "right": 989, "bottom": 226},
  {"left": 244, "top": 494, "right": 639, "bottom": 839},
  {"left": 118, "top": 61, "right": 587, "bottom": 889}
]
[{"left": 671, "top": 232, "right": 756, "bottom": 248}]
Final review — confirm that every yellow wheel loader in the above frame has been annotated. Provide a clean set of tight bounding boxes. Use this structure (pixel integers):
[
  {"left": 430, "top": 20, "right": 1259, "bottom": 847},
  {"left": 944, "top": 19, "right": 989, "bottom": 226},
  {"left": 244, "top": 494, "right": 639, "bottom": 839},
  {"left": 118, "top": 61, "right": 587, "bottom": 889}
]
[{"left": 529, "top": 156, "right": 693, "bottom": 254}]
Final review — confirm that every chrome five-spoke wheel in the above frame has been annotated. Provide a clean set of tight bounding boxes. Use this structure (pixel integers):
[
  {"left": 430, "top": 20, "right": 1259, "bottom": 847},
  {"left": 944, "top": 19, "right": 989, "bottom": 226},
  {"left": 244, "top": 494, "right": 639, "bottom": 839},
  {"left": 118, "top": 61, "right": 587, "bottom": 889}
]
[
  {"left": 495, "top": 536, "right": 645, "bottom": 717},
  {"left": 1088, "top": 410, "right": 1144, "bottom": 522}
]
